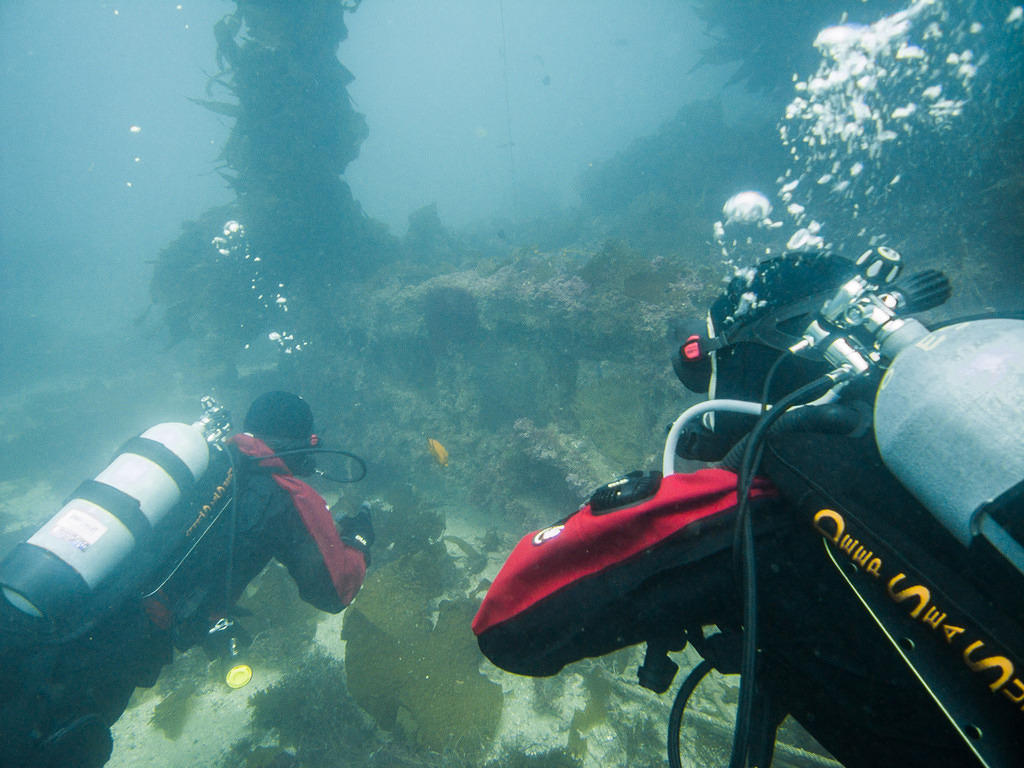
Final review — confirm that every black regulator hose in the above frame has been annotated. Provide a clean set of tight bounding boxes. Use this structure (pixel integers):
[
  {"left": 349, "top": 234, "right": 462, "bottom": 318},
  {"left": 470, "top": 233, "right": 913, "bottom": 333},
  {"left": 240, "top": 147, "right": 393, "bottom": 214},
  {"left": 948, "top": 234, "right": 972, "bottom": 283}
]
[
  {"left": 717, "top": 401, "right": 870, "bottom": 472},
  {"left": 669, "top": 659, "right": 715, "bottom": 768},
  {"left": 259, "top": 447, "right": 368, "bottom": 483},
  {"left": 728, "top": 372, "right": 836, "bottom": 768}
]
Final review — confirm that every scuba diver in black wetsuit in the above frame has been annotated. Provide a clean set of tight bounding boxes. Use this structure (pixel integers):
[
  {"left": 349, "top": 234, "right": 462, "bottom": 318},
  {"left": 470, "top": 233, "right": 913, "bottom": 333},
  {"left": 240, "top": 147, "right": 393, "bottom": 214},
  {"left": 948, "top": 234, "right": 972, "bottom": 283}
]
[
  {"left": 0, "top": 391, "right": 374, "bottom": 768},
  {"left": 475, "top": 250, "right": 1024, "bottom": 767}
]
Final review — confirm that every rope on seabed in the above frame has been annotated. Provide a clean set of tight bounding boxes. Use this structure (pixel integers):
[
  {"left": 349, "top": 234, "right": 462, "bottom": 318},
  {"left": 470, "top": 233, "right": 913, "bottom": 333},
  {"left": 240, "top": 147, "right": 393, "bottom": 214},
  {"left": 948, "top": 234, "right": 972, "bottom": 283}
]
[{"left": 676, "top": 708, "right": 844, "bottom": 768}]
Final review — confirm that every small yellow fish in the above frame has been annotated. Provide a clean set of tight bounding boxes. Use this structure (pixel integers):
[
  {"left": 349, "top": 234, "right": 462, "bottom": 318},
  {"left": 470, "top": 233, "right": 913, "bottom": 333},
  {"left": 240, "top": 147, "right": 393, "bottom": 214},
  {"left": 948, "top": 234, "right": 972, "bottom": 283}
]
[{"left": 427, "top": 438, "right": 449, "bottom": 467}]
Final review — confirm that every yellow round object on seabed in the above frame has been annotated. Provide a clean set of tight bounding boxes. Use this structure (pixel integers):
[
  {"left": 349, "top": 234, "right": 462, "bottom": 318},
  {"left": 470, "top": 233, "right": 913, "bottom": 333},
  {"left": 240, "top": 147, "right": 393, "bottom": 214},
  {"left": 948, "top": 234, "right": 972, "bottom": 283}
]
[{"left": 225, "top": 663, "right": 253, "bottom": 688}]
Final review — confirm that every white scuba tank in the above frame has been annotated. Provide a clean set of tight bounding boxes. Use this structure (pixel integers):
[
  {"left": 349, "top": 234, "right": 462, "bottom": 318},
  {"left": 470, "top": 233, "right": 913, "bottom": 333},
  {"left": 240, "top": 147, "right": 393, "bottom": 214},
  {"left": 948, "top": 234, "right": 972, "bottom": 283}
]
[
  {"left": 0, "top": 422, "right": 211, "bottom": 626},
  {"left": 874, "top": 318, "right": 1024, "bottom": 573}
]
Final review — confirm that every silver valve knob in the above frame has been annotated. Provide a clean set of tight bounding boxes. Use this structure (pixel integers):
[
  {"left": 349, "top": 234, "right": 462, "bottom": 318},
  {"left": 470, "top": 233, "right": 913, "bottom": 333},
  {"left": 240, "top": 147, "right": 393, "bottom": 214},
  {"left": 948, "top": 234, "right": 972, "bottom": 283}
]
[
  {"left": 855, "top": 246, "right": 903, "bottom": 288},
  {"left": 195, "top": 396, "right": 233, "bottom": 444}
]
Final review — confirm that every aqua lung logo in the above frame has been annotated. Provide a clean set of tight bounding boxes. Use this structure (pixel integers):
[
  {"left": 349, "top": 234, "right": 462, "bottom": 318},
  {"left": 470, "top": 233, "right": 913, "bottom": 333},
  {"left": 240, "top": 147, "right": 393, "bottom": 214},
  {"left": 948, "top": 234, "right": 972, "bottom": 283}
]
[
  {"left": 532, "top": 525, "right": 564, "bottom": 546},
  {"left": 813, "top": 508, "right": 1024, "bottom": 720}
]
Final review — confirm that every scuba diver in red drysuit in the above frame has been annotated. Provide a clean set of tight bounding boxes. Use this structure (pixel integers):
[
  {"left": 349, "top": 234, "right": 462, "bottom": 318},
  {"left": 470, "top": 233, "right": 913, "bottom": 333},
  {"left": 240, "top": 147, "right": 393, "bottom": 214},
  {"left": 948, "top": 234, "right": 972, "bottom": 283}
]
[
  {"left": 0, "top": 391, "right": 373, "bottom": 768},
  {"left": 475, "top": 251, "right": 1024, "bottom": 767}
]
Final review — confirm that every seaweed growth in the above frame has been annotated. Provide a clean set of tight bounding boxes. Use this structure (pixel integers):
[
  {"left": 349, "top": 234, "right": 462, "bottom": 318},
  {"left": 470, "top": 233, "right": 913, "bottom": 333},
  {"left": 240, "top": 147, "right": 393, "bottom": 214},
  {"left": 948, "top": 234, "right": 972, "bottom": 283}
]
[
  {"left": 149, "top": 685, "right": 195, "bottom": 740},
  {"left": 149, "top": 0, "right": 391, "bottom": 353},
  {"left": 247, "top": 648, "right": 379, "bottom": 766},
  {"left": 144, "top": 639, "right": 211, "bottom": 742},
  {"left": 342, "top": 545, "right": 502, "bottom": 760},
  {"left": 214, "top": 1, "right": 370, "bottom": 279}
]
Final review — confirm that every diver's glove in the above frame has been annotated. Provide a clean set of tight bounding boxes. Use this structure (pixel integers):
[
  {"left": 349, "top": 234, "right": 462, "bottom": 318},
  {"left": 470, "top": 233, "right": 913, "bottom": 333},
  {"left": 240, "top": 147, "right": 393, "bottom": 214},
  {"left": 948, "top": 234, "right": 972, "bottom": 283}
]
[{"left": 338, "top": 502, "right": 375, "bottom": 566}]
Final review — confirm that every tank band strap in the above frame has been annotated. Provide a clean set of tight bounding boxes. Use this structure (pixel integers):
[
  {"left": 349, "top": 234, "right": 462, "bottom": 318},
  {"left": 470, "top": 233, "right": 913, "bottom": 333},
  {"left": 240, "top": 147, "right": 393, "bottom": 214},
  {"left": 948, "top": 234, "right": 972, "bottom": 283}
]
[
  {"left": 68, "top": 479, "right": 152, "bottom": 545},
  {"left": 118, "top": 436, "right": 197, "bottom": 498}
]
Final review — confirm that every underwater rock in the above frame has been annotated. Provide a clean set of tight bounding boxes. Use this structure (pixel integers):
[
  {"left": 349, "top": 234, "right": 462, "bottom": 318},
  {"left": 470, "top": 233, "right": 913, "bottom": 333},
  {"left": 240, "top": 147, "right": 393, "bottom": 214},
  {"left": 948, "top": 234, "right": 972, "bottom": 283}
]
[
  {"left": 692, "top": 0, "right": 907, "bottom": 95},
  {"left": 511, "top": 417, "right": 618, "bottom": 499},
  {"left": 571, "top": 361, "right": 661, "bottom": 471},
  {"left": 404, "top": 203, "right": 462, "bottom": 265},
  {"left": 422, "top": 284, "right": 482, "bottom": 357},
  {"left": 342, "top": 546, "right": 502, "bottom": 759},
  {"left": 577, "top": 100, "right": 785, "bottom": 254},
  {"left": 309, "top": 243, "right": 698, "bottom": 537}
]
